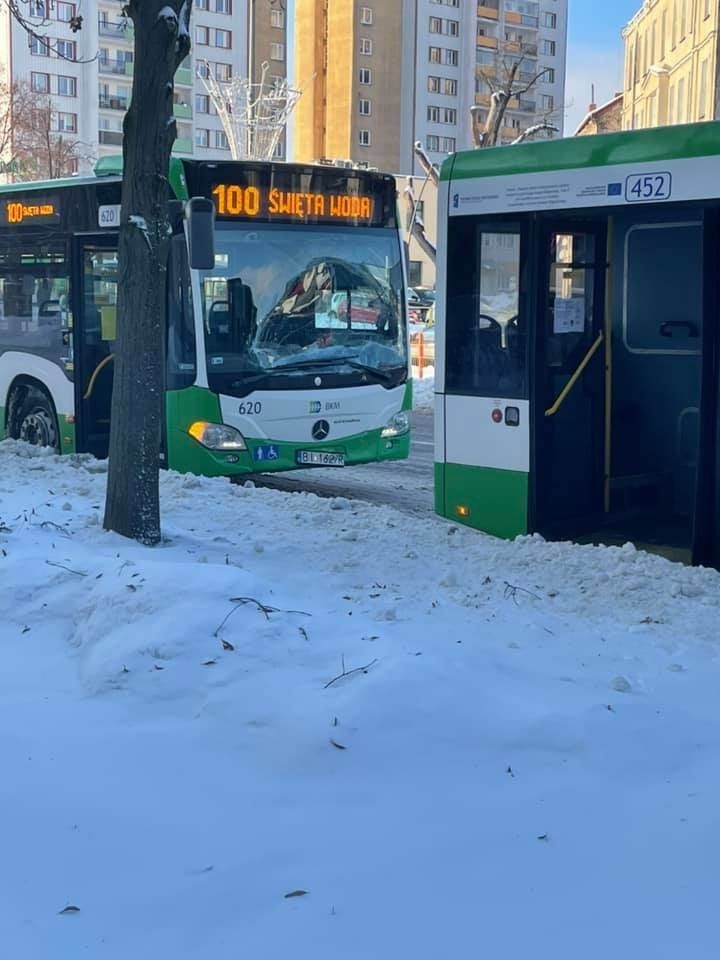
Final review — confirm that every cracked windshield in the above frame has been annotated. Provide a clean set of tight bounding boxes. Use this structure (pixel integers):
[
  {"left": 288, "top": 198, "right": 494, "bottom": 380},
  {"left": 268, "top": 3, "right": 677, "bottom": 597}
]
[{"left": 200, "top": 224, "right": 407, "bottom": 392}]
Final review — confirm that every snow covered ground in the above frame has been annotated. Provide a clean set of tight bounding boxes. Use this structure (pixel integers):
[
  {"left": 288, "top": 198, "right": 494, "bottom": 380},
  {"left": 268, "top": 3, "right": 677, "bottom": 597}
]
[
  {"left": 411, "top": 369, "right": 434, "bottom": 410},
  {"left": 2, "top": 438, "right": 720, "bottom": 959}
]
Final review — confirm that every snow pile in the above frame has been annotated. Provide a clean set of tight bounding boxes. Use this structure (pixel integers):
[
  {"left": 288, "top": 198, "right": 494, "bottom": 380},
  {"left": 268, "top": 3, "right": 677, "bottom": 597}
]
[
  {"left": 2, "top": 440, "right": 720, "bottom": 959},
  {"left": 412, "top": 371, "right": 435, "bottom": 410}
]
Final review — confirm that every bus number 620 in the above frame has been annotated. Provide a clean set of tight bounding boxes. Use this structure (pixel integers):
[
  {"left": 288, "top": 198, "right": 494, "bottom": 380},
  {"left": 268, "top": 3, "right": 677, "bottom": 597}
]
[
  {"left": 238, "top": 401, "right": 262, "bottom": 415},
  {"left": 625, "top": 171, "right": 672, "bottom": 203}
]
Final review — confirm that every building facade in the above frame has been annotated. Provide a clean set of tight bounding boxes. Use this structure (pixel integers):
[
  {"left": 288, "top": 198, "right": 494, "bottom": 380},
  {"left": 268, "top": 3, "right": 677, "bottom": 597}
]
[
  {"left": 574, "top": 93, "right": 623, "bottom": 136},
  {"left": 291, "top": 0, "right": 568, "bottom": 174},
  {"left": 0, "top": 0, "right": 290, "bottom": 178},
  {"left": 621, "top": 0, "right": 718, "bottom": 129}
]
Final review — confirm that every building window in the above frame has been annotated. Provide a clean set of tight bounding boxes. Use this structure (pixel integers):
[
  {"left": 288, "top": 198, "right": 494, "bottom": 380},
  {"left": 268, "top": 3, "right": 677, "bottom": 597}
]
[
  {"left": 195, "top": 128, "right": 210, "bottom": 147},
  {"left": 429, "top": 46, "right": 441, "bottom": 63},
  {"left": 56, "top": 1, "right": 76, "bottom": 21},
  {"left": 544, "top": 12, "right": 557, "bottom": 28},
  {"left": 444, "top": 77, "right": 457, "bottom": 95},
  {"left": 31, "top": 71, "right": 50, "bottom": 93},
  {"left": 444, "top": 48, "right": 458, "bottom": 66},
  {"left": 270, "top": 8, "right": 284, "bottom": 27},
  {"left": 195, "top": 0, "right": 209, "bottom": 9},
  {"left": 215, "top": 0, "right": 231, "bottom": 11},
  {"left": 428, "top": 76, "right": 440, "bottom": 92},
  {"left": 543, "top": 66, "right": 555, "bottom": 84},
  {"left": 359, "top": 129, "right": 371, "bottom": 146},
  {"left": 56, "top": 112, "right": 77, "bottom": 133},
  {"left": 359, "top": 98, "right": 371, "bottom": 115},
  {"left": 360, "top": 38, "right": 372, "bottom": 55},
  {"left": 699, "top": 58, "right": 709, "bottom": 118},
  {"left": 360, "top": 6, "right": 373, "bottom": 25},
  {"left": 214, "top": 28, "right": 231, "bottom": 47},
  {"left": 30, "top": 0, "right": 46, "bottom": 15},
  {"left": 446, "top": 19, "right": 459, "bottom": 36},
  {"left": 427, "top": 105, "right": 441, "bottom": 122},
  {"left": 359, "top": 67, "right": 372, "bottom": 84},
  {"left": 196, "top": 25, "right": 209, "bottom": 44},
  {"left": 426, "top": 135, "right": 440, "bottom": 151},
  {"left": 30, "top": 36, "right": 50, "bottom": 56},
  {"left": 55, "top": 39, "right": 76, "bottom": 60},
  {"left": 443, "top": 107, "right": 457, "bottom": 123},
  {"left": 214, "top": 129, "right": 229, "bottom": 149},
  {"left": 429, "top": 16, "right": 442, "bottom": 33},
  {"left": 214, "top": 62, "right": 232, "bottom": 81},
  {"left": 57, "top": 75, "right": 77, "bottom": 97},
  {"left": 270, "top": 42, "right": 285, "bottom": 60},
  {"left": 541, "top": 94, "right": 554, "bottom": 111},
  {"left": 408, "top": 260, "right": 423, "bottom": 287},
  {"left": 542, "top": 39, "right": 556, "bottom": 56},
  {"left": 195, "top": 93, "right": 210, "bottom": 113},
  {"left": 440, "top": 136, "right": 456, "bottom": 152}
]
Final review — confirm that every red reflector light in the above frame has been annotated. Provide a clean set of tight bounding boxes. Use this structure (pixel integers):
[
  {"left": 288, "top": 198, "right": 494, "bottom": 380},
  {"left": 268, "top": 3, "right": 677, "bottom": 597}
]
[{"left": 491, "top": 408, "right": 503, "bottom": 423}]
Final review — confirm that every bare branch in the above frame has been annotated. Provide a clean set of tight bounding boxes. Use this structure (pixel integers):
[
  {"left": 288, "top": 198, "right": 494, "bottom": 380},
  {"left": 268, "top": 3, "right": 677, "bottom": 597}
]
[
  {"left": 510, "top": 121, "right": 558, "bottom": 144},
  {"left": 324, "top": 657, "right": 378, "bottom": 689},
  {"left": 413, "top": 141, "right": 439, "bottom": 187}
]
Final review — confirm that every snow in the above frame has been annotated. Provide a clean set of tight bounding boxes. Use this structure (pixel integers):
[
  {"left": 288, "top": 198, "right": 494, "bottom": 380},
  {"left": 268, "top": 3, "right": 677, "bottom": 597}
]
[
  {"left": 412, "top": 370, "right": 434, "bottom": 410},
  {"left": 2, "top": 438, "right": 720, "bottom": 959}
]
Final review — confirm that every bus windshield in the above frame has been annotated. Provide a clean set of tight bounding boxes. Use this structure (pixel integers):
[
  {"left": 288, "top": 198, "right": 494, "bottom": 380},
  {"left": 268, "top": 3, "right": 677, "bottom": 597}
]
[{"left": 199, "top": 223, "right": 407, "bottom": 394}]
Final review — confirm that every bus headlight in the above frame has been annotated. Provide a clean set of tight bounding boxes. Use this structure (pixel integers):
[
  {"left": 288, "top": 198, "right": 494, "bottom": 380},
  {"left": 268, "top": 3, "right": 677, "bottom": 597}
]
[
  {"left": 188, "top": 421, "right": 247, "bottom": 450},
  {"left": 381, "top": 412, "right": 410, "bottom": 438}
]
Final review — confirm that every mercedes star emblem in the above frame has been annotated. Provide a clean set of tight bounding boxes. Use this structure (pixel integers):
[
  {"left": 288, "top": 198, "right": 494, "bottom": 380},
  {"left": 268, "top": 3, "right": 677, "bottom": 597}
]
[{"left": 312, "top": 419, "right": 330, "bottom": 440}]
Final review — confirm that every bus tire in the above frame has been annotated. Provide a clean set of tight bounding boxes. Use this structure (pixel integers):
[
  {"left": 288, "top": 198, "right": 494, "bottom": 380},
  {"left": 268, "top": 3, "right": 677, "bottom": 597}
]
[{"left": 9, "top": 384, "right": 60, "bottom": 453}]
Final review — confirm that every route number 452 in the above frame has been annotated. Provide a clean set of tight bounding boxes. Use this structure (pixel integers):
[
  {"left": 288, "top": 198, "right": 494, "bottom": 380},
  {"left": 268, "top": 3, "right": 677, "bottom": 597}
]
[{"left": 625, "top": 171, "right": 672, "bottom": 203}]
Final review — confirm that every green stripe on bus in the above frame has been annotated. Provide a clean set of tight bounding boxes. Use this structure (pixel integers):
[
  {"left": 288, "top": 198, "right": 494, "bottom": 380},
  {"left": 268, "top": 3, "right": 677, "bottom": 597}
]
[
  {"left": 440, "top": 462, "right": 528, "bottom": 539},
  {"left": 440, "top": 121, "right": 720, "bottom": 182}
]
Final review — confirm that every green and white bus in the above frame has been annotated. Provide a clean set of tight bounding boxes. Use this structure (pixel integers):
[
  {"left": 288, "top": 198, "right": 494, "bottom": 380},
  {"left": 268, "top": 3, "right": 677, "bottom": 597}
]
[
  {"left": 435, "top": 122, "right": 720, "bottom": 567},
  {"left": 0, "top": 157, "right": 411, "bottom": 474}
]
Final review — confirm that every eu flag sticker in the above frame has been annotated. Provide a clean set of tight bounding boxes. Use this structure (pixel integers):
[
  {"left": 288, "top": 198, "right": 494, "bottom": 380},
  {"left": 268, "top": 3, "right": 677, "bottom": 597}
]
[{"left": 607, "top": 182, "right": 622, "bottom": 196}]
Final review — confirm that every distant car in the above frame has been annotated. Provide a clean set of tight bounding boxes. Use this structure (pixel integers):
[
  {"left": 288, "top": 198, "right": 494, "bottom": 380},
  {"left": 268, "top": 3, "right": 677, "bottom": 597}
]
[{"left": 327, "top": 291, "right": 380, "bottom": 326}]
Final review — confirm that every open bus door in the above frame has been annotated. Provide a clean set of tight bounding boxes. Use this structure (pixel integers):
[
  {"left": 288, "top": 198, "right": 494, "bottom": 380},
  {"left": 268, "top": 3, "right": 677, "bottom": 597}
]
[
  {"left": 531, "top": 222, "right": 607, "bottom": 541},
  {"left": 73, "top": 239, "right": 118, "bottom": 459}
]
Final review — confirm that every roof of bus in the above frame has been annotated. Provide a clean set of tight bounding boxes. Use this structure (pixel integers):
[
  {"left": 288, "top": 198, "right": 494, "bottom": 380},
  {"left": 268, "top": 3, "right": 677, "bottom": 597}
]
[{"left": 440, "top": 121, "right": 720, "bottom": 182}]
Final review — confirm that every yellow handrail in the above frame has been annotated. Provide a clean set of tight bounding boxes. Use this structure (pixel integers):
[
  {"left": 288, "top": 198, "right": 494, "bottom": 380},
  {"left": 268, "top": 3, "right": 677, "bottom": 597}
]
[
  {"left": 83, "top": 353, "right": 115, "bottom": 400},
  {"left": 545, "top": 331, "right": 604, "bottom": 417}
]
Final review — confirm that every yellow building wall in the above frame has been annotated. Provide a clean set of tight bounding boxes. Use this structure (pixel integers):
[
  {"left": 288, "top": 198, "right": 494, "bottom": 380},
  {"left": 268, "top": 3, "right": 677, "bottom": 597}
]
[
  {"left": 324, "top": 0, "right": 355, "bottom": 161},
  {"left": 622, "top": 0, "right": 719, "bottom": 129}
]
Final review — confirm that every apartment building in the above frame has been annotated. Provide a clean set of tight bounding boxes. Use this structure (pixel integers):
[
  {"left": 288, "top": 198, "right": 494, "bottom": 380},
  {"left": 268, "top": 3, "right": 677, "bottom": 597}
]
[
  {"left": 0, "top": 0, "right": 289, "bottom": 177},
  {"left": 621, "top": 0, "right": 718, "bottom": 129},
  {"left": 291, "top": 0, "right": 567, "bottom": 174}
]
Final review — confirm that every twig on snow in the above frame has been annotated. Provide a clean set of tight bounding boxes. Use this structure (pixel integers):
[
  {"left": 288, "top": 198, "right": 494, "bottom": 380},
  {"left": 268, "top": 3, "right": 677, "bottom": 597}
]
[
  {"left": 213, "top": 596, "right": 311, "bottom": 637},
  {"left": 39, "top": 520, "right": 71, "bottom": 537},
  {"left": 45, "top": 560, "right": 87, "bottom": 577},
  {"left": 503, "top": 581, "right": 542, "bottom": 604},
  {"left": 324, "top": 655, "right": 378, "bottom": 689}
]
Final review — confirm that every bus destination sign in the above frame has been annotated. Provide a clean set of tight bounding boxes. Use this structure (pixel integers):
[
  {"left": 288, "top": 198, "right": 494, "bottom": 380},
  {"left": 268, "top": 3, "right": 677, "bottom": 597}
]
[
  {"left": 1, "top": 196, "right": 60, "bottom": 226},
  {"left": 211, "top": 183, "right": 374, "bottom": 223}
]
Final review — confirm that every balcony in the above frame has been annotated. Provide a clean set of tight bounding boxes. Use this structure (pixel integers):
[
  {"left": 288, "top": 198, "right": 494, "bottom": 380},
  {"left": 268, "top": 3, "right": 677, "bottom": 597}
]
[
  {"left": 99, "top": 95, "right": 129, "bottom": 111},
  {"left": 98, "top": 130, "right": 123, "bottom": 146},
  {"left": 172, "top": 137, "right": 193, "bottom": 155},
  {"left": 176, "top": 65, "right": 193, "bottom": 86},
  {"left": 98, "top": 19, "right": 133, "bottom": 40},
  {"left": 477, "top": 3, "right": 499, "bottom": 18},
  {"left": 98, "top": 59, "right": 133, "bottom": 76},
  {"left": 476, "top": 35, "right": 498, "bottom": 49},
  {"left": 173, "top": 102, "right": 192, "bottom": 120}
]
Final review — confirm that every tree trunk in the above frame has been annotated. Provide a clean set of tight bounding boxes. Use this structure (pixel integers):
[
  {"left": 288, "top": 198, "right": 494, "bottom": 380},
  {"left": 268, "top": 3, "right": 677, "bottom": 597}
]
[{"left": 103, "top": 0, "right": 190, "bottom": 544}]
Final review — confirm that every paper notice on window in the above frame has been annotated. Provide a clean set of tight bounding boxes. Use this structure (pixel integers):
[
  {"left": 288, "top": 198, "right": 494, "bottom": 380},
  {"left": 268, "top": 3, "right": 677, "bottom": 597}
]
[{"left": 553, "top": 297, "right": 585, "bottom": 334}]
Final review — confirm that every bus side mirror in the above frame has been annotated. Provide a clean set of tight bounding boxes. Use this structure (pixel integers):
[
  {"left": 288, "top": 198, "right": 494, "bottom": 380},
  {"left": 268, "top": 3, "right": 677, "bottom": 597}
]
[{"left": 185, "top": 196, "right": 215, "bottom": 270}]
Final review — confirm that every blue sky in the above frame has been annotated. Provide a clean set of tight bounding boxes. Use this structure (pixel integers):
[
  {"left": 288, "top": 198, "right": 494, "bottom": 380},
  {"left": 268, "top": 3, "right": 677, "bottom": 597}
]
[{"left": 564, "top": 0, "right": 640, "bottom": 133}]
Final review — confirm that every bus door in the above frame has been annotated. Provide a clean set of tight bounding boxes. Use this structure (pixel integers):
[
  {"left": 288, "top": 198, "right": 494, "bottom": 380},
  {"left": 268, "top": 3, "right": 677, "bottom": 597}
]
[
  {"left": 533, "top": 223, "right": 606, "bottom": 540},
  {"left": 609, "top": 213, "right": 703, "bottom": 559},
  {"left": 74, "top": 240, "right": 118, "bottom": 459}
]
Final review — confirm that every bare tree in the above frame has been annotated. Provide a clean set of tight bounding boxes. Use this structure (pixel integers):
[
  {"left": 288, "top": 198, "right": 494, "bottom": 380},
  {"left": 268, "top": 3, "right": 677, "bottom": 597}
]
[
  {"left": 471, "top": 57, "right": 558, "bottom": 148},
  {"left": 8, "top": 83, "right": 94, "bottom": 180},
  {"left": 403, "top": 142, "right": 439, "bottom": 263},
  {"left": 102, "top": 0, "right": 191, "bottom": 545}
]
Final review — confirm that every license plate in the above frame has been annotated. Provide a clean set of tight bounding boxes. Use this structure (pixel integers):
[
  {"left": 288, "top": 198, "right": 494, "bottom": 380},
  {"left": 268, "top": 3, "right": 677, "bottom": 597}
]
[{"left": 296, "top": 450, "right": 345, "bottom": 467}]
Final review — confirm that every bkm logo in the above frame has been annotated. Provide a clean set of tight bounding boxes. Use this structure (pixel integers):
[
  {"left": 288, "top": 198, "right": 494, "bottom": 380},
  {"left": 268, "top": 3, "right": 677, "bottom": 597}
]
[
  {"left": 309, "top": 401, "right": 322, "bottom": 414},
  {"left": 452, "top": 193, "right": 459, "bottom": 209}
]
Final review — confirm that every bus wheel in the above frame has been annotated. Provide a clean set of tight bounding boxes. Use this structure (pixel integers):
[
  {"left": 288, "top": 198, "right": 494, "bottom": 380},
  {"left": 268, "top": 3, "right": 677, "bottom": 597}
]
[{"left": 13, "top": 388, "right": 60, "bottom": 453}]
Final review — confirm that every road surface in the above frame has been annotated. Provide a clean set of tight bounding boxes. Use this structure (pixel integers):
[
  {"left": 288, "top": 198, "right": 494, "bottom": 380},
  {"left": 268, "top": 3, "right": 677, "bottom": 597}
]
[{"left": 251, "top": 410, "right": 434, "bottom": 516}]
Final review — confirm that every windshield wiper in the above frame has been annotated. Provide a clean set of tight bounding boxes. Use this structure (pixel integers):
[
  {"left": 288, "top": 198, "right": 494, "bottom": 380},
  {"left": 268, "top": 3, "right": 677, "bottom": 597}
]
[{"left": 273, "top": 356, "right": 404, "bottom": 384}]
